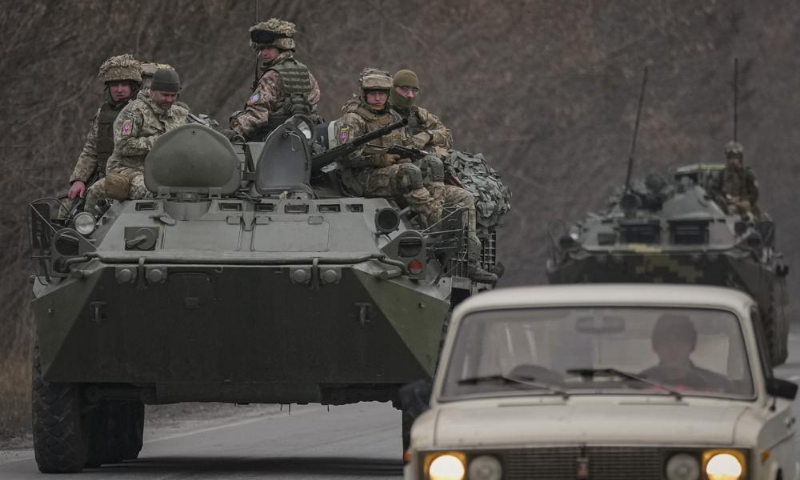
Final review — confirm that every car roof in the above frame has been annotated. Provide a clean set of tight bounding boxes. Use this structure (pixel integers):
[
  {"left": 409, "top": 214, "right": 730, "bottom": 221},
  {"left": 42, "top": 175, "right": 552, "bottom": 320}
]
[{"left": 455, "top": 284, "right": 754, "bottom": 315}]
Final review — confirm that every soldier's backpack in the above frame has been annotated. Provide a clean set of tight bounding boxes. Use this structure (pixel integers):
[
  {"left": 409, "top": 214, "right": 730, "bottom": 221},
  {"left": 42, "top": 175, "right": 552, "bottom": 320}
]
[{"left": 446, "top": 150, "right": 512, "bottom": 229}]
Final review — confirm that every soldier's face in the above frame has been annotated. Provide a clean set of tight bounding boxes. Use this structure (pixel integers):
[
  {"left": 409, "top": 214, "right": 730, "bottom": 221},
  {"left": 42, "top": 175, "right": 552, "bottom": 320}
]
[
  {"left": 727, "top": 156, "right": 742, "bottom": 169},
  {"left": 365, "top": 90, "right": 388, "bottom": 108},
  {"left": 395, "top": 86, "right": 419, "bottom": 100},
  {"left": 108, "top": 81, "right": 132, "bottom": 102},
  {"left": 150, "top": 90, "right": 178, "bottom": 110},
  {"left": 259, "top": 46, "right": 280, "bottom": 62}
]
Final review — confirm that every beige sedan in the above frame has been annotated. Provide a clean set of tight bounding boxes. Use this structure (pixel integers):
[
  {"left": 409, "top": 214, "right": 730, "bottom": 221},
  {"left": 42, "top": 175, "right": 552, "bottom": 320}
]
[{"left": 404, "top": 284, "right": 798, "bottom": 480}]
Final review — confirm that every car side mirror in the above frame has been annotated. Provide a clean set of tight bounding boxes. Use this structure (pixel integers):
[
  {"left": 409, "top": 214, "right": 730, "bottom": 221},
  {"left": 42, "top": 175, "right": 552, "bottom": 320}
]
[{"left": 767, "top": 378, "right": 798, "bottom": 400}]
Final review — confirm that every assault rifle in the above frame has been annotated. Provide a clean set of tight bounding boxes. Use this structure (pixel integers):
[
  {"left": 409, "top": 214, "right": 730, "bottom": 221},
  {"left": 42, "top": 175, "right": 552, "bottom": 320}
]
[
  {"left": 384, "top": 145, "right": 464, "bottom": 188},
  {"left": 311, "top": 118, "right": 408, "bottom": 172}
]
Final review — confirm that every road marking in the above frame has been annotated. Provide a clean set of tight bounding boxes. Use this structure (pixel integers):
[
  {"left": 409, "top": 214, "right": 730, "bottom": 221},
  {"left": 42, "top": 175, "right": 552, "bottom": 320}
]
[{"left": 145, "top": 405, "right": 321, "bottom": 444}]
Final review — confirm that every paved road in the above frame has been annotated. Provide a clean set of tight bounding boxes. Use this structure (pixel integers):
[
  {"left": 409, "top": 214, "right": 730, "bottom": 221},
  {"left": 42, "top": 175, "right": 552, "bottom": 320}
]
[{"left": 2, "top": 331, "right": 799, "bottom": 479}]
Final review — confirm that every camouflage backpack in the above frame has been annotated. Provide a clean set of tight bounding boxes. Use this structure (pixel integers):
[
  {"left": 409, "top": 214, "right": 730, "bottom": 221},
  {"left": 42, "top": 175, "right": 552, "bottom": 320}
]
[{"left": 446, "top": 150, "right": 511, "bottom": 229}]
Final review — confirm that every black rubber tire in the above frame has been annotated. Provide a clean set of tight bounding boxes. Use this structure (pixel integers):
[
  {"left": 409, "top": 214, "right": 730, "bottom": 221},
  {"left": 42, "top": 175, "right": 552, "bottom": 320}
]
[
  {"left": 32, "top": 346, "right": 88, "bottom": 473},
  {"left": 765, "top": 283, "right": 788, "bottom": 366},
  {"left": 120, "top": 400, "right": 145, "bottom": 460},
  {"left": 84, "top": 403, "right": 127, "bottom": 467},
  {"left": 401, "top": 407, "right": 414, "bottom": 453}
]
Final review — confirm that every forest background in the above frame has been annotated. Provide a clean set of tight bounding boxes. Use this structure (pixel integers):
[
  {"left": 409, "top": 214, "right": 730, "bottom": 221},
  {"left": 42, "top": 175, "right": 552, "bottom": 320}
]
[{"left": 2, "top": 0, "right": 799, "bottom": 440}]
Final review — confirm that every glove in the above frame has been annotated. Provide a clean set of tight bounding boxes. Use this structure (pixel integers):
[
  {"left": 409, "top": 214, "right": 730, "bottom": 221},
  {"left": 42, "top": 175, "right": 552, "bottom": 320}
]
[
  {"left": 412, "top": 131, "right": 432, "bottom": 149},
  {"left": 374, "top": 153, "right": 400, "bottom": 167},
  {"left": 219, "top": 129, "right": 242, "bottom": 142}
]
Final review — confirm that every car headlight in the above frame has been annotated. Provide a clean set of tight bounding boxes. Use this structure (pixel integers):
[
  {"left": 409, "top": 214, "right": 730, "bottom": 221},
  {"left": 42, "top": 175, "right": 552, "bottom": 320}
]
[
  {"left": 705, "top": 452, "right": 743, "bottom": 480},
  {"left": 468, "top": 455, "right": 502, "bottom": 480},
  {"left": 73, "top": 212, "right": 96, "bottom": 236},
  {"left": 665, "top": 453, "right": 700, "bottom": 480},
  {"left": 428, "top": 454, "right": 465, "bottom": 480}
]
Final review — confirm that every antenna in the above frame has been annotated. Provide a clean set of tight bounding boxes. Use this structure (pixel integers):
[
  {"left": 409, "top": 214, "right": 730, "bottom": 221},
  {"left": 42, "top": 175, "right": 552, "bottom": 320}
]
[
  {"left": 733, "top": 57, "right": 739, "bottom": 142},
  {"left": 624, "top": 66, "right": 649, "bottom": 193}
]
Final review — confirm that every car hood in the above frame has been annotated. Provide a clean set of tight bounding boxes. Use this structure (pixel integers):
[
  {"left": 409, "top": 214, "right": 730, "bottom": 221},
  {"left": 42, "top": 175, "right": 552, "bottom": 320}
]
[{"left": 433, "top": 400, "right": 748, "bottom": 447}]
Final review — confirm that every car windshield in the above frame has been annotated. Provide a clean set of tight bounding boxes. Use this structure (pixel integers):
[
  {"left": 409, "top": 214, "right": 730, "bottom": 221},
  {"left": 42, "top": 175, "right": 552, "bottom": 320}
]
[{"left": 441, "top": 307, "right": 754, "bottom": 400}]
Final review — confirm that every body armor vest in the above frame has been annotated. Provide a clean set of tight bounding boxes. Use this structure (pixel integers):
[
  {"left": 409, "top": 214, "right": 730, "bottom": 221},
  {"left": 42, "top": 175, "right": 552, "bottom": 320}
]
[
  {"left": 403, "top": 106, "right": 425, "bottom": 136},
  {"left": 354, "top": 104, "right": 404, "bottom": 147},
  {"left": 266, "top": 58, "right": 313, "bottom": 125},
  {"left": 96, "top": 101, "right": 128, "bottom": 172}
]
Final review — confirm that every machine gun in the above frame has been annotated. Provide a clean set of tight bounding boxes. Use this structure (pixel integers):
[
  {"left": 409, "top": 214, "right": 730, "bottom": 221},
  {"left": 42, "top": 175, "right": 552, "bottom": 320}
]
[{"left": 311, "top": 118, "right": 407, "bottom": 172}]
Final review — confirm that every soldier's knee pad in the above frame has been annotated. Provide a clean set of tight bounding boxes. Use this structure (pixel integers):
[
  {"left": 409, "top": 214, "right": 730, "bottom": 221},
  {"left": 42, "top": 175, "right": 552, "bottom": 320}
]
[
  {"left": 416, "top": 155, "right": 445, "bottom": 184},
  {"left": 394, "top": 163, "right": 424, "bottom": 192}
]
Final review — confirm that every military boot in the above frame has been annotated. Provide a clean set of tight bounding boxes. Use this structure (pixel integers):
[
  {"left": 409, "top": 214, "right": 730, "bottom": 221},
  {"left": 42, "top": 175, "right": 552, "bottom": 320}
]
[{"left": 467, "top": 238, "right": 497, "bottom": 284}]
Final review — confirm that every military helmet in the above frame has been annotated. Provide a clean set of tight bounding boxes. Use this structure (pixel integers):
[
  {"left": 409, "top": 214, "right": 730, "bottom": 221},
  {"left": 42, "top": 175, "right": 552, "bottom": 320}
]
[
  {"left": 393, "top": 69, "right": 419, "bottom": 89},
  {"left": 359, "top": 68, "right": 393, "bottom": 91},
  {"left": 724, "top": 140, "right": 744, "bottom": 159},
  {"left": 98, "top": 54, "right": 142, "bottom": 84},
  {"left": 150, "top": 68, "right": 181, "bottom": 93},
  {"left": 250, "top": 18, "right": 296, "bottom": 51}
]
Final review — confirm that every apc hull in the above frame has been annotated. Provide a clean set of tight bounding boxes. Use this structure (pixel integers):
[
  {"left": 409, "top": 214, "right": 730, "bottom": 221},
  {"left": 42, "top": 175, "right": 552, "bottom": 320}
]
[{"left": 33, "top": 260, "right": 450, "bottom": 404}]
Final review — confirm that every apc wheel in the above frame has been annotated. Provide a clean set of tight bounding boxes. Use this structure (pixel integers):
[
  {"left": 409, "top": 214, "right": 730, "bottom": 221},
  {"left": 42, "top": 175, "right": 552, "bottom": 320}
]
[
  {"left": 32, "top": 346, "right": 88, "bottom": 473},
  {"left": 119, "top": 400, "right": 145, "bottom": 460},
  {"left": 766, "top": 285, "right": 788, "bottom": 366}
]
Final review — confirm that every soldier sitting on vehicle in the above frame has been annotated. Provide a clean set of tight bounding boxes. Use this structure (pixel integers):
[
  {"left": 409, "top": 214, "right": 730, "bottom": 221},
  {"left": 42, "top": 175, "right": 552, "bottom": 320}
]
[
  {"left": 67, "top": 54, "right": 142, "bottom": 205},
  {"left": 227, "top": 18, "right": 321, "bottom": 141},
  {"left": 639, "top": 314, "right": 731, "bottom": 392},
  {"left": 390, "top": 69, "right": 496, "bottom": 283},
  {"left": 710, "top": 141, "right": 760, "bottom": 219},
  {"left": 334, "top": 68, "right": 438, "bottom": 227},
  {"left": 85, "top": 68, "right": 189, "bottom": 212}
]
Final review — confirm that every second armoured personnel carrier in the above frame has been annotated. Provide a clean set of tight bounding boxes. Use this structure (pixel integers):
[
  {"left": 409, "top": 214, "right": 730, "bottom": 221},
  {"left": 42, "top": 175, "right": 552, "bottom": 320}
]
[
  {"left": 546, "top": 164, "right": 790, "bottom": 366},
  {"left": 28, "top": 117, "right": 495, "bottom": 472}
]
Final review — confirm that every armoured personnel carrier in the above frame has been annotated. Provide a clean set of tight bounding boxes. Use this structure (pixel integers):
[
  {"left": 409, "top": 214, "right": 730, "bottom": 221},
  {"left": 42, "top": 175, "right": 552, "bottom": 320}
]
[
  {"left": 28, "top": 117, "right": 495, "bottom": 472},
  {"left": 546, "top": 164, "right": 790, "bottom": 366}
]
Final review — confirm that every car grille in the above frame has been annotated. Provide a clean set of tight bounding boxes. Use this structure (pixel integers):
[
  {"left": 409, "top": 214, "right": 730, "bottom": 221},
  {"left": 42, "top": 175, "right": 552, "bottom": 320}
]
[{"left": 504, "top": 446, "right": 662, "bottom": 480}]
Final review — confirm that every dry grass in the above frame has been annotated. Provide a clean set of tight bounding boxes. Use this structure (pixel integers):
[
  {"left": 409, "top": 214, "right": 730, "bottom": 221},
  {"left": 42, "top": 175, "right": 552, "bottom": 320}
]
[{"left": 0, "top": 356, "right": 31, "bottom": 443}]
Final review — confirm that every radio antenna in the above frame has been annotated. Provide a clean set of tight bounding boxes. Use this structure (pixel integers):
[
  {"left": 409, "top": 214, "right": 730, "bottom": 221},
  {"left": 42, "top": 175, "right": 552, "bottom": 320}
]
[
  {"left": 624, "top": 66, "right": 649, "bottom": 193},
  {"left": 733, "top": 57, "right": 739, "bottom": 142}
]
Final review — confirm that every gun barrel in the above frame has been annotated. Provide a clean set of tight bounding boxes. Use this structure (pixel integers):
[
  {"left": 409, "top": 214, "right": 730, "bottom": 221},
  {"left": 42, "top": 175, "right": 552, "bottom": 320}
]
[{"left": 312, "top": 118, "right": 408, "bottom": 171}]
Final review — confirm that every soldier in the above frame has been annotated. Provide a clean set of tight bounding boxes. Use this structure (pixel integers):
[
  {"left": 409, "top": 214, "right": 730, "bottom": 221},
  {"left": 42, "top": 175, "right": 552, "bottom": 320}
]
[
  {"left": 228, "top": 18, "right": 321, "bottom": 141},
  {"left": 85, "top": 68, "right": 189, "bottom": 211},
  {"left": 140, "top": 62, "right": 173, "bottom": 92},
  {"left": 67, "top": 54, "right": 141, "bottom": 202},
  {"left": 389, "top": 69, "right": 452, "bottom": 155},
  {"left": 711, "top": 141, "right": 760, "bottom": 217},
  {"left": 391, "top": 70, "right": 496, "bottom": 283},
  {"left": 334, "top": 68, "right": 437, "bottom": 227}
]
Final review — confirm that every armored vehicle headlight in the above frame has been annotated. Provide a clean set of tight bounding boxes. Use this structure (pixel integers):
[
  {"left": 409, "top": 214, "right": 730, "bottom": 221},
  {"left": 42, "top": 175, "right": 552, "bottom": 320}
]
[
  {"left": 428, "top": 454, "right": 465, "bottom": 480},
  {"left": 73, "top": 212, "right": 96, "bottom": 236},
  {"left": 468, "top": 455, "right": 502, "bottom": 480},
  {"left": 665, "top": 453, "right": 700, "bottom": 480},
  {"left": 375, "top": 207, "right": 401, "bottom": 234},
  {"left": 705, "top": 452, "right": 743, "bottom": 480}
]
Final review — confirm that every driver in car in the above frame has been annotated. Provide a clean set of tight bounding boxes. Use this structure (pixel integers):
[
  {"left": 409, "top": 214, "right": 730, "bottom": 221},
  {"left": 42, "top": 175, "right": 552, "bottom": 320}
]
[{"left": 639, "top": 314, "right": 731, "bottom": 392}]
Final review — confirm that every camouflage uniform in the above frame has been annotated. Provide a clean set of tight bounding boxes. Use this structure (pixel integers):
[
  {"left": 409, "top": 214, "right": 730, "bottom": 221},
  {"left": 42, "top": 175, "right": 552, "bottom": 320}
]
[
  {"left": 334, "top": 69, "right": 436, "bottom": 226},
  {"left": 70, "top": 54, "right": 141, "bottom": 187},
  {"left": 86, "top": 90, "right": 188, "bottom": 210},
  {"left": 391, "top": 69, "right": 496, "bottom": 283},
  {"left": 712, "top": 141, "right": 760, "bottom": 217},
  {"left": 230, "top": 19, "right": 321, "bottom": 141}
]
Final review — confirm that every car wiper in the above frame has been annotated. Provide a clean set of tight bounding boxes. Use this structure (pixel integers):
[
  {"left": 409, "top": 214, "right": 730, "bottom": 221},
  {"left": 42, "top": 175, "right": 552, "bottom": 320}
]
[
  {"left": 457, "top": 374, "right": 569, "bottom": 399},
  {"left": 566, "top": 368, "right": 683, "bottom": 400}
]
